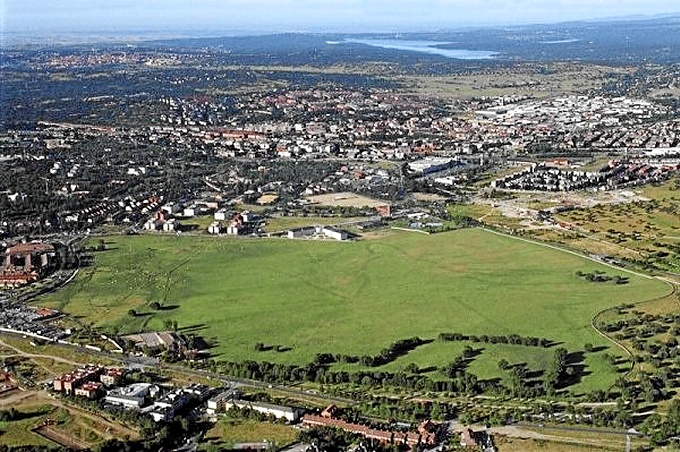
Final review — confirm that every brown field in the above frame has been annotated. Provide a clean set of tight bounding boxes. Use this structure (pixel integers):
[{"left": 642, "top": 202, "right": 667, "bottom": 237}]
[
  {"left": 256, "top": 193, "right": 280, "bottom": 205},
  {"left": 412, "top": 192, "right": 448, "bottom": 202},
  {"left": 495, "top": 436, "right": 623, "bottom": 451},
  {"left": 33, "top": 426, "right": 88, "bottom": 451},
  {"left": 306, "top": 192, "right": 387, "bottom": 208},
  {"left": 491, "top": 425, "right": 647, "bottom": 451},
  {"left": 405, "top": 63, "right": 634, "bottom": 98}
]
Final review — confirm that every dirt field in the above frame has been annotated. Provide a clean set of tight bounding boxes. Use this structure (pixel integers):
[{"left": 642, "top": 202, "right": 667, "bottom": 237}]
[
  {"left": 411, "top": 192, "right": 447, "bottom": 202},
  {"left": 306, "top": 192, "right": 387, "bottom": 208},
  {"left": 33, "top": 426, "right": 88, "bottom": 451}
]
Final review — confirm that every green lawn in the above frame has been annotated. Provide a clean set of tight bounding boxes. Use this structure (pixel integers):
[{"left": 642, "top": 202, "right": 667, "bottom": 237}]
[
  {"left": 37, "top": 228, "right": 670, "bottom": 392},
  {"left": 0, "top": 404, "right": 57, "bottom": 448},
  {"left": 202, "top": 418, "right": 298, "bottom": 450}
]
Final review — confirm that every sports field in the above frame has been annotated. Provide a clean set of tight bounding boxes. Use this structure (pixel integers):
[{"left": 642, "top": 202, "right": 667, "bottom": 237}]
[{"left": 38, "top": 228, "right": 670, "bottom": 392}]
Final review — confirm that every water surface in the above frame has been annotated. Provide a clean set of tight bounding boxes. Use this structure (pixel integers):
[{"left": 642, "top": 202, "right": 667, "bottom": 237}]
[{"left": 344, "top": 38, "right": 498, "bottom": 60}]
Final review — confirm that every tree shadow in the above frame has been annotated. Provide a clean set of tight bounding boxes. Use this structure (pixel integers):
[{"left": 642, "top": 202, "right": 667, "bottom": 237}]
[
  {"left": 525, "top": 369, "right": 545, "bottom": 380},
  {"left": 542, "top": 340, "right": 564, "bottom": 348},
  {"left": 562, "top": 351, "right": 591, "bottom": 387},
  {"left": 179, "top": 323, "right": 207, "bottom": 333},
  {"left": 14, "top": 409, "right": 49, "bottom": 421},
  {"left": 588, "top": 345, "right": 608, "bottom": 353},
  {"left": 133, "top": 312, "right": 153, "bottom": 318}
]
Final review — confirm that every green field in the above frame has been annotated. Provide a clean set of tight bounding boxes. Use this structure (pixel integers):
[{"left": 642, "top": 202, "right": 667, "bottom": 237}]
[
  {"left": 202, "top": 419, "right": 297, "bottom": 450},
  {"left": 38, "top": 228, "right": 670, "bottom": 392}
]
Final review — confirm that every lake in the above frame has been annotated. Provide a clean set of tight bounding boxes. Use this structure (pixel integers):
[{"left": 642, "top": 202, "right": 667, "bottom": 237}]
[{"left": 343, "top": 38, "right": 498, "bottom": 60}]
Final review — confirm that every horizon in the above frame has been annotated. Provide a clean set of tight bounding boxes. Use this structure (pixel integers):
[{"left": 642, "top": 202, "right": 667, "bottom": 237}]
[{"left": 3, "top": 0, "right": 680, "bottom": 45}]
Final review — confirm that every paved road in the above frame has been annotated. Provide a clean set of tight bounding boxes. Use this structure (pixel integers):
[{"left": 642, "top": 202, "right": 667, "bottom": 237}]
[{"left": 1, "top": 333, "right": 356, "bottom": 407}]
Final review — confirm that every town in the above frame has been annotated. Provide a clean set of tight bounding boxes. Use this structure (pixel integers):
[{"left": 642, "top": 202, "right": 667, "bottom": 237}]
[{"left": 1, "top": 13, "right": 680, "bottom": 452}]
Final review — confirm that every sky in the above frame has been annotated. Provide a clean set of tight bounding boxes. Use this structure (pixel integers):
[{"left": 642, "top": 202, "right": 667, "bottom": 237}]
[{"left": 2, "top": 0, "right": 680, "bottom": 36}]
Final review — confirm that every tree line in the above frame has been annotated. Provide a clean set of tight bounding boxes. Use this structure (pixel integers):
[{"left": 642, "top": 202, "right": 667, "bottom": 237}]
[{"left": 438, "top": 332, "right": 555, "bottom": 348}]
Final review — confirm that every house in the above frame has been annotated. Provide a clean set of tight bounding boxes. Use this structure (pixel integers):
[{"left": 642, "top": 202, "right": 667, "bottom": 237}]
[
  {"left": 162, "top": 219, "right": 179, "bottom": 232},
  {"left": 207, "top": 390, "right": 238, "bottom": 415},
  {"left": 74, "top": 382, "right": 101, "bottom": 399},
  {"left": 460, "top": 428, "right": 481, "bottom": 448},
  {"left": 53, "top": 365, "right": 104, "bottom": 394},
  {"left": 226, "top": 224, "right": 242, "bottom": 235},
  {"left": 161, "top": 202, "right": 181, "bottom": 215},
  {"left": 321, "top": 404, "right": 338, "bottom": 418},
  {"left": 183, "top": 205, "right": 196, "bottom": 218},
  {"left": 214, "top": 208, "right": 229, "bottom": 221},
  {"left": 207, "top": 221, "right": 222, "bottom": 234},
  {"left": 121, "top": 331, "right": 185, "bottom": 354},
  {"left": 302, "top": 413, "right": 437, "bottom": 447},
  {"left": 100, "top": 368, "right": 124, "bottom": 387},
  {"left": 240, "top": 211, "right": 252, "bottom": 223},
  {"left": 143, "top": 219, "right": 163, "bottom": 231}
]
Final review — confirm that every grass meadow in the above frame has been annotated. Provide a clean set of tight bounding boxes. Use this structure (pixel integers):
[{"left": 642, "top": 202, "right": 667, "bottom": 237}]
[{"left": 38, "top": 228, "right": 670, "bottom": 393}]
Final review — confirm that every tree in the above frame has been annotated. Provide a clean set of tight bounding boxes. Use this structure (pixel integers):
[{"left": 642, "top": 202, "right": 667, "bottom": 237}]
[
  {"left": 127, "top": 309, "right": 137, "bottom": 317},
  {"left": 150, "top": 301, "right": 161, "bottom": 310}
]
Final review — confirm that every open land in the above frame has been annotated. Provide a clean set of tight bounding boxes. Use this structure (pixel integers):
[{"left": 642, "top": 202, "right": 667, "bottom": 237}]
[
  {"left": 0, "top": 389, "right": 139, "bottom": 449},
  {"left": 37, "top": 228, "right": 669, "bottom": 393},
  {"left": 306, "top": 192, "right": 387, "bottom": 208},
  {"left": 202, "top": 418, "right": 298, "bottom": 450}
]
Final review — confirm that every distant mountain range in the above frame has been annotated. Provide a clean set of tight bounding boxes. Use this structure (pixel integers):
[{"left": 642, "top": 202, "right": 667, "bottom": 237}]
[{"left": 4, "top": 14, "right": 680, "bottom": 65}]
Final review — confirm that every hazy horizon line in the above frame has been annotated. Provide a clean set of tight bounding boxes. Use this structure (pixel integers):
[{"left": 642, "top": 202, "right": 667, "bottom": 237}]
[{"left": 2, "top": 11, "right": 679, "bottom": 47}]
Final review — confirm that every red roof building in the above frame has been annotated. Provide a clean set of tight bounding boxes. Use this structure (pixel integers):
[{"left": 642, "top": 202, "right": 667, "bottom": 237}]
[{"left": 301, "top": 413, "right": 437, "bottom": 448}]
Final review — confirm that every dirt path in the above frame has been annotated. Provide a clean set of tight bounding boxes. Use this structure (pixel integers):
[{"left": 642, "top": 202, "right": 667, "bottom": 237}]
[
  {"left": 488, "top": 425, "right": 634, "bottom": 449},
  {"left": 0, "top": 337, "right": 85, "bottom": 370},
  {"left": 47, "top": 392, "right": 140, "bottom": 440},
  {"left": 0, "top": 388, "right": 36, "bottom": 406},
  {"left": 2, "top": 388, "right": 139, "bottom": 441}
]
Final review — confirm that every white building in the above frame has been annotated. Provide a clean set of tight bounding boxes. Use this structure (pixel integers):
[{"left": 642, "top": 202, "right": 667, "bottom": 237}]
[
  {"left": 322, "top": 226, "right": 348, "bottom": 241},
  {"left": 183, "top": 206, "right": 196, "bottom": 218},
  {"left": 287, "top": 226, "right": 317, "bottom": 239},
  {"left": 207, "top": 390, "right": 238, "bottom": 415},
  {"left": 161, "top": 202, "right": 181, "bottom": 215},
  {"left": 241, "top": 210, "right": 253, "bottom": 223},
  {"left": 287, "top": 226, "right": 348, "bottom": 241},
  {"left": 105, "top": 383, "right": 156, "bottom": 409},
  {"left": 214, "top": 208, "right": 229, "bottom": 221},
  {"left": 207, "top": 391, "right": 304, "bottom": 422},
  {"left": 162, "top": 219, "right": 179, "bottom": 232},
  {"left": 226, "top": 224, "right": 242, "bottom": 235},
  {"left": 143, "top": 219, "right": 163, "bottom": 231},
  {"left": 208, "top": 222, "right": 222, "bottom": 235},
  {"left": 149, "top": 390, "right": 189, "bottom": 422}
]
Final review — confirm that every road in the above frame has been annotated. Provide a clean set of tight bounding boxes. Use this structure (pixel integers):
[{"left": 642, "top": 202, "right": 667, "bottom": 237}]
[{"left": 0, "top": 332, "right": 357, "bottom": 407}]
